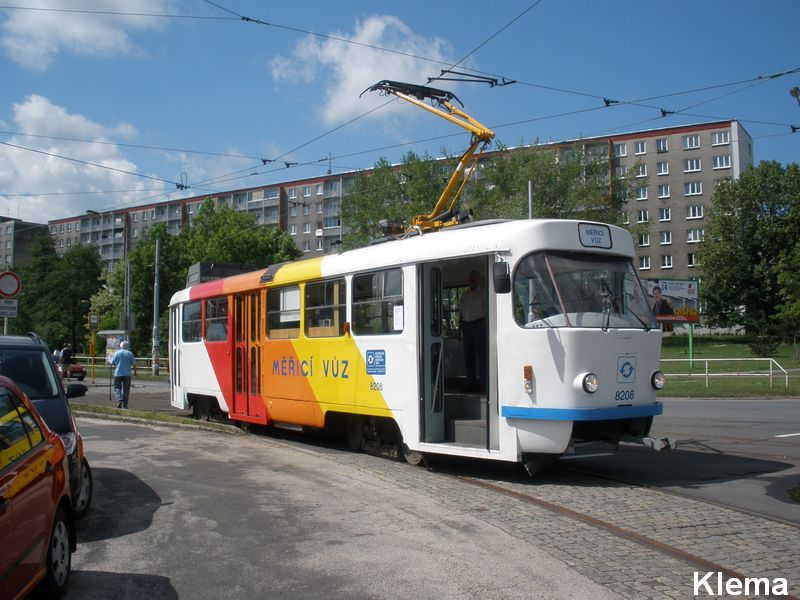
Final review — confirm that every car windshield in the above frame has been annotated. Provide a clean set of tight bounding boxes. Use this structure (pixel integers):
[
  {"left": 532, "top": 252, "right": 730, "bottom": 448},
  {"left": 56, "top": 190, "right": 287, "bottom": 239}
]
[
  {"left": 513, "top": 251, "right": 657, "bottom": 329},
  {"left": 0, "top": 349, "right": 61, "bottom": 400}
]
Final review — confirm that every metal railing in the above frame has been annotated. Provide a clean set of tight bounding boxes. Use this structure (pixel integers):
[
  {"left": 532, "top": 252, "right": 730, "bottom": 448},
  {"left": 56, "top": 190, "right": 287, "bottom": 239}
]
[{"left": 660, "top": 358, "right": 789, "bottom": 388}]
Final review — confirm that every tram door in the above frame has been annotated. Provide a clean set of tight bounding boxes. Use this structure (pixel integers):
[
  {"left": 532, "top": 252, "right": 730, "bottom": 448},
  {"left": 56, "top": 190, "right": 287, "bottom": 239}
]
[
  {"left": 420, "top": 264, "right": 445, "bottom": 442},
  {"left": 233, "top": 292, "right": 265, "bottom": 420}
]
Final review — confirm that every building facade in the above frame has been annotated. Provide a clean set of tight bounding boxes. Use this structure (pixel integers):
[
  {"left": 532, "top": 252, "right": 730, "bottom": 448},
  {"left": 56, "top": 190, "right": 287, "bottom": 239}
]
[
  {"left": 44, "top": 120, "right": 752, "bottom": 278},
  {"left": 0, "top": 217, "right": 49, "bottom": 267}
]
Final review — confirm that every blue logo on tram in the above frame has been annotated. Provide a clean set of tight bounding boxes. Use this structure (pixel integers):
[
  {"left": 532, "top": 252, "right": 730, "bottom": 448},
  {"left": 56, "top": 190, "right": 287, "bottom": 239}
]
[
  {"left": 366, "top": 350, "right": 386, "bottom": 375},
  {"left": 616, "top": 356, "right": 636, "bottom": 383}
]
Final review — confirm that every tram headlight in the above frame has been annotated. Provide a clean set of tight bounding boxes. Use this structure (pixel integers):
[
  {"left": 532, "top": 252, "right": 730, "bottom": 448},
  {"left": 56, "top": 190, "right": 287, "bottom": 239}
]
[
  {"left": 651, "top": 371, "right": 665, "bottom": 390},
  {"left": 581, "top": 373, "right": 599, "bottom": 394}
]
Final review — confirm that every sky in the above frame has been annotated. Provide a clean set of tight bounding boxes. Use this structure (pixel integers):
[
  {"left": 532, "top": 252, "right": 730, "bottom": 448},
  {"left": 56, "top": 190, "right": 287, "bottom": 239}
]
[{"left": 0, "top": 0, "right": 798, "bottom": 223}]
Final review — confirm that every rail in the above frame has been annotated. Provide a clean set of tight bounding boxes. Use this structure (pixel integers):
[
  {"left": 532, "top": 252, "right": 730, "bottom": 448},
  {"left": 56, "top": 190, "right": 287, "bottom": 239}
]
[{"left": 660, "top": 357, "right": 789, "bottom": 388}]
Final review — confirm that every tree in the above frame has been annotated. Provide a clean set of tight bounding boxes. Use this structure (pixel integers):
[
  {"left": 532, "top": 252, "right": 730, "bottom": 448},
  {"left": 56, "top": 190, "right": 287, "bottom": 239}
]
[
  {"left": 341, "top": 152, "right": 455, "bottom": 249},
  {"left": 341, "top": 144, "right": 635, "bottom": 250},
  {"left": 12, "top": 233, "right": 102, "bottom": 351},
  {"left": 700, "top": 161, "right": 800, "bottom": 354},
  {"left": 468, "top": 143, "right": 631, "bottom": 225},
  {"left": 104, "top": 201, "right": 301, "bottom": 355}
]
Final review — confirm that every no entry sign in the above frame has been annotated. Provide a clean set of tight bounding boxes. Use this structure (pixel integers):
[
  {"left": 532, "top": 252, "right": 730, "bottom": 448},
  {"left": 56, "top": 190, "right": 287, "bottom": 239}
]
[{"left": 0, "top": 271, "right": 21, "bottom": 299}]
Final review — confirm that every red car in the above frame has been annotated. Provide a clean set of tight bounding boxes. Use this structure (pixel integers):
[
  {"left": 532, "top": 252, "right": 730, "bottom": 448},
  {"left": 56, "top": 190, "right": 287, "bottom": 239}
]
[
  {"left": 59, "top": 362, "right": 86, "bottom": 382},
  {"left": 0, "top": 376, "right": 76, "bottom": 599}
]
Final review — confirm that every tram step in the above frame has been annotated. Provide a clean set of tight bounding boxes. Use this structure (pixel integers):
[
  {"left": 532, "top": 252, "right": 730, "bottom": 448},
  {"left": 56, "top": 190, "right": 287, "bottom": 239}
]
[{"left": 450, "top": 418, "right": 486, "bottom": 446}]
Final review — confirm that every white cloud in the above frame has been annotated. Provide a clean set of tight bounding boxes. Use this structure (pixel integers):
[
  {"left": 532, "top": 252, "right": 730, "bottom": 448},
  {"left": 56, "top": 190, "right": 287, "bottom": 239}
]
[
  {"left": 269, "top": 15, "right": 457, "bottom": 126},
  {"left": 1, "top": 0, "right": 173, "bottom": 71},
  {"left": 0, "top": 95, "right": 147, "bottom": 222}
]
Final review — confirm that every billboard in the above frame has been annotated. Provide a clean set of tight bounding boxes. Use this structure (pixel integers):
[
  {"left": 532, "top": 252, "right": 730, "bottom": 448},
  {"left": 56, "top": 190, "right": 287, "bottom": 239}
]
[{"left": 644, "top": 279, "right": 699, "bottom": 323}]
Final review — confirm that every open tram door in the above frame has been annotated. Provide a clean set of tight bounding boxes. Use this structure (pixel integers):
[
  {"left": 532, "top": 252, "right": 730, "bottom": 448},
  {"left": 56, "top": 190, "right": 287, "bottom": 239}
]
[
  {"left": 232, "top": 291, "right": 266, "bottom": 423},
  {"left": 420, "top": 263, "right": 445, "bottom": 442},
  {"left": 419, "top": 258, "right": 496, "bottom": 450}
]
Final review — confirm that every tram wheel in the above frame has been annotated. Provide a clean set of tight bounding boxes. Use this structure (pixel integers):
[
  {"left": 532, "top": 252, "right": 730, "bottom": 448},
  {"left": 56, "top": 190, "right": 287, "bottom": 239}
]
[
  {"left": 522, "top": 453, "right": 558, "bottom": 477},
  {"left": 402, "top": 444, "right": 424, "bottom": 466},
  {"left": 345, "top": 415, "right": 364, "bottom": 451}
]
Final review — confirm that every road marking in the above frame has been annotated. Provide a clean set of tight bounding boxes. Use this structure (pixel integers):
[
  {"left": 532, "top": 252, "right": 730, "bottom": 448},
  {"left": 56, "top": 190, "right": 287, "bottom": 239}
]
[{"left": 774, "top": 432, "right": 800, "bottom": 438}]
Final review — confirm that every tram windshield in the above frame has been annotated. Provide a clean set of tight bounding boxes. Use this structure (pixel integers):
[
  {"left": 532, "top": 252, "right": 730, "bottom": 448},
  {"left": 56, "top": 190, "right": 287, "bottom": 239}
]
[{"left": 513, "top": 251, "right": 657, "bottom": 329}]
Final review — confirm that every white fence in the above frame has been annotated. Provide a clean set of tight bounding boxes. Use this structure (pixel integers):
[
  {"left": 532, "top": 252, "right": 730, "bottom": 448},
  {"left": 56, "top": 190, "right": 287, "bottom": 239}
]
[{"left": 660, "top": 358, "right": 789, "bottom": 388}]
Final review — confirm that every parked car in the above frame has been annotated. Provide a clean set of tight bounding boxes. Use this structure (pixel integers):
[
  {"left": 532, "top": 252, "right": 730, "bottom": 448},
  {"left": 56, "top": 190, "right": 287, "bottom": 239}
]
[
  {"left": 58, "top": 361, "right": 86, "bottom": 381},
  {"left": 0, "top": 376, "right": 76, "bottom": 599},
  {"left": 0, "top": 334, "right": 92, "bottom": 520}
]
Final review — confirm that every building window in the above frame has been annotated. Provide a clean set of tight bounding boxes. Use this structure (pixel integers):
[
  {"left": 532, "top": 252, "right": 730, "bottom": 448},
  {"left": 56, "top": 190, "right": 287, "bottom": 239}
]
[
  {"left": 622, "top": 211, "right": 630, "bottom": 225},
  {"left": 639, "top": 233, "right": 650, "bottom": 247},
  {"left": 686, "top": 205, "right": 704, "bottom": 220},
  {"left": 636, "top": 186, "right": 648, "bottom": 200},
  {"left": 316, "top": 202, "right": 323, "bottom": 214},
  {"left": 289, "top": 188, "right": 297, "bottom": 200},
  {"left": 613, "top": 143, "right": 627, "bottom": 157},
  {"left": 712, "top": 130, "right": 730, "bottom": 146},
  {"left": 687, "top": 253, "right": 698, "bottom": 267},
  {"left": 637, "top": 209, "right": 649, "bottom": 223},
  {"left": 303, "top": 186, "right": 311, "bottom": 197},
  {"left": 302, "top": 223, "right": 311, "bottom": 234},
  {"left": 639, "top": 256, "right": 651, "bottom": 271},
  {"left": 635, "top": 164, "right": 647, "bottom": 178},
  {"left": 303, "top": 204, "right": 311, "bottom": 216},
  {"left": 656, "top": 161, "right": 669, "bottom": 175},
  {"left": 659, "top": 207, "right": 671, "bottom": 222},
  {"left": 658, "top": 184, "right": 670, "bottom": 198},
  {"left": 50, "top": 226, "right": 57, "bottom": 234},
  {"left": 289, "top": 205, "right": 297, "bottom": 217},
  {"left": 656, "top": 138, "right": 668, "bottom": 153},
  {"left": 289, "top": 224, "right": 297, "bottom": 235},
  {"left": 661, "top": 255, "right": 673, "bottom": 269},
  {"left": 59, "top": 224, "right": 64, "bottom": 233},
  {"left": 316, "top": 184, "right": 323, "bottom": 196},
  {"left": 684, "top": 181, "right": 703, "bottom": 196},
  {"left": 634, "top": 141, "right": 646, "bottom": 155},
  {"left": 132, "top": 229, "right": 138, "bottom": 239},
  {"left": 316, "top": 238, "right": 323, "bottom": 251},
  {"left": 303, "top": 241, "right": 311, "bottom": 253},
  {"left": 712, "top": 154, "right": 731, "bottom": 169},
  {"left": 682, "top": 134, "right": 700, "bottom": 150},
  {"left": 687, "top": 228, "right": 705, "bottom": 243},
  {"left": 142, "top": 211, "right": 148, "bottom": 221},
  {"left": 266, "top": 188, "right": 280, "bottom": 200},
  {"left": 659, "top": 231, "right": 672, "bottom": 245},
  {"left": 683, "top": 158, "right": 702, "bottom": 172},
  {"left": 614, "top": 166, "right": 625, "bottom": 178}
]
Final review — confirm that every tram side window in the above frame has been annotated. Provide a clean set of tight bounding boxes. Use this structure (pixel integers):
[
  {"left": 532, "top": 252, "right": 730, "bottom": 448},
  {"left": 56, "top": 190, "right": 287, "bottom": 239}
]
[
  {"left": 204, "top": 297, "right": 229, "bottom": 342},
  {"left": 352, "top": 269, "right": 403, "bottom": 335},
  {"left": 266, "top": 286, "right": 300, "bottom": 339},
  {"left": 305, "top": 278, "right": 346, "bottom": 338},
  {"left": 513, "top": 252, "right": 563, "bottom": 327},
  {"left": 182, "top": 301, "right": 202, "bottom": 342}
]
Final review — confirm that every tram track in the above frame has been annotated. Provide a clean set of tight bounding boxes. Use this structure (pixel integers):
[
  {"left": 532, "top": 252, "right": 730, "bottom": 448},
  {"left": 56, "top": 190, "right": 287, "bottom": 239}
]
[{"left": 455, "top": 472, "right": 799, "bottom": 600}]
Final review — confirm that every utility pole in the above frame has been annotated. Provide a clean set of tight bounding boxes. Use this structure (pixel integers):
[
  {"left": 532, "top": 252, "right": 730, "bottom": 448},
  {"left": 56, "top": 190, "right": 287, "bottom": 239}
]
[
  {"left": 151, "top": 237, "right": 161, "bottom": 376},
  {"left": 528, "top": 180, "right": 535, "bottom": 219}
]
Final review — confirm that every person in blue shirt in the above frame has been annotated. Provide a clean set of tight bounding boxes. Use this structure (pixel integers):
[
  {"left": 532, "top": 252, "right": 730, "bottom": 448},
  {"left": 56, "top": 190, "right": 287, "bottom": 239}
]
[{"left": 109, "top": 341, "right": 137, "bottom": 409}]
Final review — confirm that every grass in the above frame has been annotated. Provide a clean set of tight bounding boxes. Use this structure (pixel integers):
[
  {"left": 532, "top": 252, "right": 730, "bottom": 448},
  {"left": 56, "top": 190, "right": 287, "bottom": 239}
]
[{"left": 659, "top": 336, "right": 800, "bottom": 397}]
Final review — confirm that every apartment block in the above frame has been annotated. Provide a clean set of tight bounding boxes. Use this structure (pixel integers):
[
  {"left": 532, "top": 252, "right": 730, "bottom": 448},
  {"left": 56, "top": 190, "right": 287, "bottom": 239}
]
[
  {"left": 0, "top": 217, "right": 48, "bottom": 267},
  {"left": 46, "top": 120, "right": 751, "bottom": 279}
]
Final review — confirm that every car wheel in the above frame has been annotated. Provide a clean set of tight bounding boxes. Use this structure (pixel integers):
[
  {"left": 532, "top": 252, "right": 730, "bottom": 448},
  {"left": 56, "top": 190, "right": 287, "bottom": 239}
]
[
  {"left": 72, "top": 458, "right": 93, "bottom": 520},
  {"left": 40, "top": 507, "right": 72, "bottom": 596}
]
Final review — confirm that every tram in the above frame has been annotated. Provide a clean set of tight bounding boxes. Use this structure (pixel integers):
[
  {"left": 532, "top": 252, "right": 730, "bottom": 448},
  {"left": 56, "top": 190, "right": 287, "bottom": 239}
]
[{"left": 168, "top": 82, "right": 669, "bottom": 474}]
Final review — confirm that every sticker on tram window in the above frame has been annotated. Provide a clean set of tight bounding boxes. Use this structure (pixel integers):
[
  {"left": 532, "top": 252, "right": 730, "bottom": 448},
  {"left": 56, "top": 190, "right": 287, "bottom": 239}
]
[
  {"left": 366, "top": 350, "right": 386, "bottom": 375},
  {"left": 578, "top": 223, "right": 612, "bottom": 249}
]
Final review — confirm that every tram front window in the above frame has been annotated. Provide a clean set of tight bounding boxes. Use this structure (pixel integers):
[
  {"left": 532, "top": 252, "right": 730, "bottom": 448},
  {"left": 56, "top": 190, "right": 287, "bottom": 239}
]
[{"left": 513, "top": 251, "right": 656, "bottom": 329}]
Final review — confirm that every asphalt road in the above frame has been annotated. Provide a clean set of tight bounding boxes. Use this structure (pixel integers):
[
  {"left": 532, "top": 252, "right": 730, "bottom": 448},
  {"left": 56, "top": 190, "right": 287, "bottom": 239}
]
[
  {"left": 71, "top": 382, "right": 800, "bottom": 524},
  {"left": 62, "top": 419, "right": 618, "bottom": 600}
]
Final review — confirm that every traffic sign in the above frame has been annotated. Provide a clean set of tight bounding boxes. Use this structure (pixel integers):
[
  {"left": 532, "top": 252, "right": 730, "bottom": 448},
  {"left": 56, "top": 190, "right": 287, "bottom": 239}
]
[
  {"left": 0, "top": 271, "right": 21, "bottom": 299},
  {"left": 0, "top": 299, "right": 18, "bottom": 318}
]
